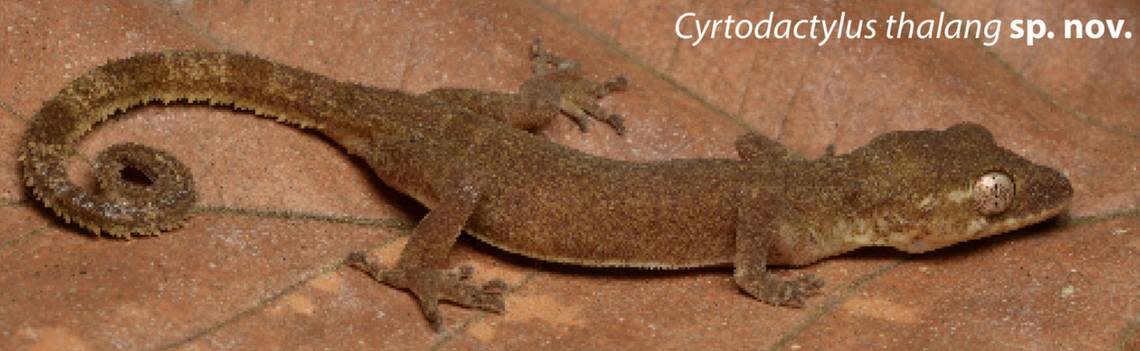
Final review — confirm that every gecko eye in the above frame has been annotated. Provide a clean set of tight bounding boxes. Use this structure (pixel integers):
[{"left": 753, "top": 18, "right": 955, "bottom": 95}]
[{"left": 972, "top": 172, "right": 1014, "bottom": 216}]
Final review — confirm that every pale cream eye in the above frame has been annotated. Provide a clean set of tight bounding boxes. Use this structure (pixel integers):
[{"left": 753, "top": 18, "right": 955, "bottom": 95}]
[{"left": 973, "top": 172, "right": 1014, "bottom": 215}]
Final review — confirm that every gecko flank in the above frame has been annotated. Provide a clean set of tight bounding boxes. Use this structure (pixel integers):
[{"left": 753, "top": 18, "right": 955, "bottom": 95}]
[{"left": 20, "top": 41, "right": 1072, "bottom": 330}]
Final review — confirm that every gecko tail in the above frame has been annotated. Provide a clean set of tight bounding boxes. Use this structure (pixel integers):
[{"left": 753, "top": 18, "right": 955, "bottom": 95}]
[
  {"left": 19, "top": 50, "right": 347, "bottom": 237},
  {"left": 21, "top": 141, "right": 195, "bottom": 237}
]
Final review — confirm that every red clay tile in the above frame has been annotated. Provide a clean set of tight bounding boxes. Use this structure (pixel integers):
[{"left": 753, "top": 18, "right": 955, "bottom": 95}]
[
  {"left": 1, "top": 110, "right": 26, "bottom": 200},
  {"left": 180, "top": 270, "right": 445, "bottom": 349},
  {"left": 943, "top": 1, "right": 1140, "bottom": 134},
  {"left": 1126, "top": 327, "right": 1140, "bottom": 351},
  {"left": 443, "top": 256, "right": 896, "bottom": 349},
  {"left": 0, "top": 206, "right": 53, "bottom": 244},
  {"left": 785, "top": 216, "right": 1140, "bottom": 350},
  {"left": 179, "top": 237, "right": 532, "bottom": 349},
  {"left": 0, "top": 215, "right": 397, "bottom": 350},
  {"left": 0, "top": 1, "right": 209, "bottom": 115},
  {"left": 0, "top": 0, "right": 1136, "bottom": 350}
]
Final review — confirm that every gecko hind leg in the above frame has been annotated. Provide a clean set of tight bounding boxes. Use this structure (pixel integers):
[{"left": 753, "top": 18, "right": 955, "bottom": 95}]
[
  {"left": 346, "top": 181, "right": 506, "bottom": 330},
  {"left": 523, "top": 38, "right": 628, "bottom": 135}
]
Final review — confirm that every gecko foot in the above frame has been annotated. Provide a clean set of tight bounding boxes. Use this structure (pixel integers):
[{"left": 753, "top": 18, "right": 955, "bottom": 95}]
[
  {"left": 346, "top": 252, "right": 507, "bottom": 330},
  {"left": 523, "top": 38, "right": 629, "bottom": 135},
  {"left": 736, "top": 273, "right": 824, "bottom": 308}
]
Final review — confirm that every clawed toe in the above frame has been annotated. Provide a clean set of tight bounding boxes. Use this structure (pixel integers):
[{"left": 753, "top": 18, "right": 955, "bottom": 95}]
[
  {"left": 605, "top": 114, "right": 626, "bottom": 135},
  {"left": 457, "top": 279, "right": 507, "bottom": 312},
  {"left": 530, "top": 38, "right": 580, "bottom": 74},
  {"left": 484, "top": 278, "right": 508, "bottom": 293},
  {"left": 346, "top": 251, "right": 384, "bottom": 277},
  {"left": 795, "top": 274, "right": 825, "bottom": 292},
  {"left": 600, "top": 76, "right": 628, "bottom": 95}
]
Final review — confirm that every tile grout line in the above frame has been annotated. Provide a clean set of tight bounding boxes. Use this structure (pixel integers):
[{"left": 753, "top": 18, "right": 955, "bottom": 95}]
[
  {"left": 0, "top": 99, "right": 28, "bottom": 122},
  {"left": 926, "top": 0, "right": 1140, "bottom": 141},
  {"left": 143, "top": 0, "right": 234, "bottom": 51},
  {"left": 152, "top": 232, "right": 410, "bottom": 351},
  {"left": 975, "top": 43, "right": 1140, "bottom": 141},
  {"left": 0, "top": 226, "right": 50, "bottom": 250},
  {"left": 0, "top": 200, "right": 46, "bottom": 251},
  {"left": 192, "top": 205, "right": 415, "bottom": 230},
  {"left": 0, "top": 197, "right": 28, "bottom": 206},
  {"left": 0, "top": 196, "right": 414, "bottom": 230},
  {"left": 732, "top": 39, "right": 764, "bottom": 119},
  {"left": 775, "top": 72, "right": 808, "bottom": 142},
  {"left": 0, "top": 200, "right": 414, "bottom": 254},
  {"left": 1117, "top": 312, "right": 1140, "bottom": 351},
  {"left": 767, "top": 260, "right": 902, "bottom": 351},
  {"left": 1057, "top": 206, "right": 1140, "bottom": 227}
]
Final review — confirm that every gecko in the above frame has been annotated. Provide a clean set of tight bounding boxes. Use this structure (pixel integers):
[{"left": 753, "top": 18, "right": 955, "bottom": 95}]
[{"left": 19, "top": 40, "right": 1072, "bottom": 330}]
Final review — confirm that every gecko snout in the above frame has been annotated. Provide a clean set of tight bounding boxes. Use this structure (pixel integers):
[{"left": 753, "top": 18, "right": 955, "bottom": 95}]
[{"left": 1018, "top": 165, "right": 1072, "bottom": 216}]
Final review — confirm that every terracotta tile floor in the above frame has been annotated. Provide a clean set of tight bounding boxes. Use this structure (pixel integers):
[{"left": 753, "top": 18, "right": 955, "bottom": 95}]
[{"left": 1, "top": 1, "right": 1137, "bottom": 350}]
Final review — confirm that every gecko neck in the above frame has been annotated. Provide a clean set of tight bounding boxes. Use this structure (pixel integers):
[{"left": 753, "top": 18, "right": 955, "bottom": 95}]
[{"left": 760, "top": 157, "right": 925, "bottom": 265}]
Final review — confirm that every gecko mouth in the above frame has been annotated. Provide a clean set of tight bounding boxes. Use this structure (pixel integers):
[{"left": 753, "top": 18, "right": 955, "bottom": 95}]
[
  {"left": 897, "top": 197, "right": 1070, "bottom": 254},
  {"left": 971, "top": 200, "right": 1069, "bottom": 240}
]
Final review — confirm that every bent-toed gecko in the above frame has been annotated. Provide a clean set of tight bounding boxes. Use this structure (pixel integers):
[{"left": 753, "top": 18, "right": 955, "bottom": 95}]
[{"left": 19, "top": 40, "right": 1072, "bottom": 330}]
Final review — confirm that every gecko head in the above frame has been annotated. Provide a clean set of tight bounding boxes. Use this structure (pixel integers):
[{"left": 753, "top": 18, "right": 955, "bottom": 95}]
[{"left": 849, "top": 123, "right": 1072, "bottom": 253}]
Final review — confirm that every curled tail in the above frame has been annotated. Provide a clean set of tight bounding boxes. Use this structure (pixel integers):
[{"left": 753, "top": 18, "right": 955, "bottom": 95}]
[{"left": 20, "top": 51, "right": 349, "bottom": 238}]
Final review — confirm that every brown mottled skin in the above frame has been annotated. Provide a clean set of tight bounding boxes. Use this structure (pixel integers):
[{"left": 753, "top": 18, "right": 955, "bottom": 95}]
[{"left": 20, "top": 41, "right": 1072, "bottom": 330}]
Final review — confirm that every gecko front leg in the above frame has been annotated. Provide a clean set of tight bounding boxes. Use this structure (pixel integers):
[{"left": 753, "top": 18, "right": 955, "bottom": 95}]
[
  {"left": 732, "top": 189, "right": 824, "bottom": 307},
  {"left": 347, "top": 180, "right": 506, "bottom": 330}
]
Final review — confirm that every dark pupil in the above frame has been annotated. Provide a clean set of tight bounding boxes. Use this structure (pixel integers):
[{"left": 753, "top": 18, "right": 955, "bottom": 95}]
[{"left": 119, "top": 166, "right": 154, "bottom": 186}]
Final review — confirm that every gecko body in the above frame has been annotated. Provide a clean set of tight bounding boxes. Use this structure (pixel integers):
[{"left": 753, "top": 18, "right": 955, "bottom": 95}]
[{"left": 20, "top": 42, "right": 1072, "bottom": 329}]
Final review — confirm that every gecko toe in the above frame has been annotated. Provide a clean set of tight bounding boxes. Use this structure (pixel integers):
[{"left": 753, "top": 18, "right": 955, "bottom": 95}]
[
  {"left": 345, "top": 251, "right": 369, "bottom": 266},
  {"left": 600, "top": 76, "right": 628, "bottom": 95},
  {"left": 345, "top": 251, "right": 387, "bottom": 278},
  {"left": 605, "top": 114, "right": 626, "bottom": 135},
  {"left": 454, "top": 264, "right": 475, "bottom": 281},
  {"left": 796, "top": 274, "right": 825, "bottom": 294},
  {"left": 738, "top": 272, "right": 825, "bottom": 308},
  {"left": 779, "top": 274, "right": 824, "bottom": 307},
  {"left": 415, "top": 295, "right": 445, "bottom": 331},
  {"left": 483, "top": 278, "right": 508, "bottom": 293}
]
